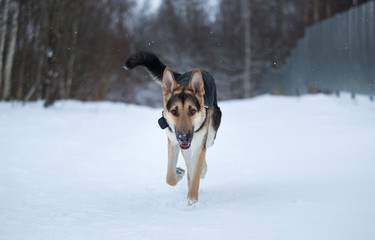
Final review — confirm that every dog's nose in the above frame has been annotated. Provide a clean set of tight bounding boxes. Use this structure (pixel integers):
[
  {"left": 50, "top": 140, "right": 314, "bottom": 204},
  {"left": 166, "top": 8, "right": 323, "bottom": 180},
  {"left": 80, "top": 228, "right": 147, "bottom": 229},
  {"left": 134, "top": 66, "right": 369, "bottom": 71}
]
[
  {"left": 178, "top": 133, "right": 189, "bottom": 142},
  {"left": 177, "top": 132, "right": 192, "bottom": 143},
  {"left": 176, "top": 132, "right": 193, "bottom": 149}
]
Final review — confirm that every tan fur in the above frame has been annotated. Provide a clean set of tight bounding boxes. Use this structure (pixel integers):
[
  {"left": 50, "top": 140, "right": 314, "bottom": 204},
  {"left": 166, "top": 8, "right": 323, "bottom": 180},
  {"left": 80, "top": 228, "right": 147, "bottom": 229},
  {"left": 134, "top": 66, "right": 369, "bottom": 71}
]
[{"left": 167, "top": 99, "right": 204, "bottom": 133}]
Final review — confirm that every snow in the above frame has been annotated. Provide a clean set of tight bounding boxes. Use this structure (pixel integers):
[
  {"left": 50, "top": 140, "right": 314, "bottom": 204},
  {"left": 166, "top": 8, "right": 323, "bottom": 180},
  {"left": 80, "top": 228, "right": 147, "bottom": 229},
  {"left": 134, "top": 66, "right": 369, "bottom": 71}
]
[{"left": 1, "top": 94, "right": 375, "bottom": 240}]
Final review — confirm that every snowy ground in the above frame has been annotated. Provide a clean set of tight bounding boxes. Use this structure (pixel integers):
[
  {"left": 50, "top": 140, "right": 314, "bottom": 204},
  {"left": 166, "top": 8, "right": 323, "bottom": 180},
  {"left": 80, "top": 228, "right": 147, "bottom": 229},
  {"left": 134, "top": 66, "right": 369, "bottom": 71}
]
[{"left": 1, "top": 94, "right": 375, "bottom": 240}]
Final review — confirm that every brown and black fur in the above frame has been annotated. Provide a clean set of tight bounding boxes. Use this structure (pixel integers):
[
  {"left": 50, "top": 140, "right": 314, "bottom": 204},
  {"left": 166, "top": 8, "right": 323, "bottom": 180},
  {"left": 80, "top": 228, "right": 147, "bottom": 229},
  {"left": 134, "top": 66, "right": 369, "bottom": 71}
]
[{"left": 124, "top": 52, "right": 221, "bottom": 204}]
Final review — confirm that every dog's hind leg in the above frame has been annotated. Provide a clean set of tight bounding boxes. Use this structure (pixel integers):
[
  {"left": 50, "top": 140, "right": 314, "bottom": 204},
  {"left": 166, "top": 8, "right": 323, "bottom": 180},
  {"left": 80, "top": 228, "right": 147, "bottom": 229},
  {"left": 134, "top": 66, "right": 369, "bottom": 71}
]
[{"left": 166, "top": 139, "right": 184, "bottom": 186}]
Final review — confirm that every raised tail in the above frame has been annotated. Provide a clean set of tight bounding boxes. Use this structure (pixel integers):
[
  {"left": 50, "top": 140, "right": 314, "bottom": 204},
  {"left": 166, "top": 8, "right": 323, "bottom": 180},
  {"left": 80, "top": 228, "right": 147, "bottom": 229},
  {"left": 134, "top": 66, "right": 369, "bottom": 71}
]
[{"left": 123, "top": 51, "right": 180, "bottom": 83}]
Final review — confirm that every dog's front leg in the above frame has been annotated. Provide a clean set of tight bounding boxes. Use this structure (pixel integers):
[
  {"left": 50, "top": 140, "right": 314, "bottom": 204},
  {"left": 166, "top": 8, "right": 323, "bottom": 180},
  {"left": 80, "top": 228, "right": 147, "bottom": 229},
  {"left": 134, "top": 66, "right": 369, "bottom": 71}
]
[
  {"left": 166, "top": 139, "right": 184, "bottom": 186},
  {"left": 186, "top": 147, "right": 206, "bottom": 204}
]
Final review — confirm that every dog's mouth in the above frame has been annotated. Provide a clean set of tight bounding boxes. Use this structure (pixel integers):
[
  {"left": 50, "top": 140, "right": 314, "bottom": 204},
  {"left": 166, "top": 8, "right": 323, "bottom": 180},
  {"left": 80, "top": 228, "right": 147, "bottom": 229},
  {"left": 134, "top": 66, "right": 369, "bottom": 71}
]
[
  {"left": 179, "top": 142, "right": 191, "bottom": 149},
  {"left": 176, "top": 131, "right": 193, "bottom": 150}
]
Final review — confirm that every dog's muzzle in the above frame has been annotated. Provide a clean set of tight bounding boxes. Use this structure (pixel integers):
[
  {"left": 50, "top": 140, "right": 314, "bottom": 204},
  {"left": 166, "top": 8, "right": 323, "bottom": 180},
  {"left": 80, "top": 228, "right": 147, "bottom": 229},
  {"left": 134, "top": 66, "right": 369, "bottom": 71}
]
[{"left": 176, "top": 132, "right": 193, "bottom": 149}]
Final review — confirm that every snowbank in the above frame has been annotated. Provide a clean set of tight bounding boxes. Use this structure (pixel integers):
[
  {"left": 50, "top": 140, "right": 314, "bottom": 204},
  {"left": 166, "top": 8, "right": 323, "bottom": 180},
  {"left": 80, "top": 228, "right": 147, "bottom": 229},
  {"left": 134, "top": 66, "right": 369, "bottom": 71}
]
[{"left": 1, "top": 94, "right": 374, "bottom": 240}]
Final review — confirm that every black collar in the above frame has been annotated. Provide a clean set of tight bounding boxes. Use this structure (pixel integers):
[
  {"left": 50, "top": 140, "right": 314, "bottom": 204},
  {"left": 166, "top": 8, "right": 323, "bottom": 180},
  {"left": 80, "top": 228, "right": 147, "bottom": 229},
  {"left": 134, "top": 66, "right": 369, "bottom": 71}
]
[{"left": 158, "top": 112, "right": 169, "bottom": 130}]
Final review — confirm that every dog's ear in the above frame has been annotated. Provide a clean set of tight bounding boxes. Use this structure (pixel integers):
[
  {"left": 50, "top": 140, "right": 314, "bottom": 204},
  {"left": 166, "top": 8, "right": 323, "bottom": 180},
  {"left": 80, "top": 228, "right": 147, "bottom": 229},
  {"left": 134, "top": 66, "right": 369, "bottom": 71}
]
[
  {"left": 189, "top": 69, "right": 205, "bottom": 95},
  {"left": 162, "top": 67, "right": 179, "bottom": 95}
]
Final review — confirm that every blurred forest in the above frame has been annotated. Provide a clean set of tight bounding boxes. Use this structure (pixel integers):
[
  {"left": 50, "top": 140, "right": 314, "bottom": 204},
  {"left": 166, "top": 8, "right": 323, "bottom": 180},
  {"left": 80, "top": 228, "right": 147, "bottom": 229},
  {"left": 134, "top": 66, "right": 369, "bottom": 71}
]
[{"left": 0, "top": 0, "right": 371, "bottom": 106}]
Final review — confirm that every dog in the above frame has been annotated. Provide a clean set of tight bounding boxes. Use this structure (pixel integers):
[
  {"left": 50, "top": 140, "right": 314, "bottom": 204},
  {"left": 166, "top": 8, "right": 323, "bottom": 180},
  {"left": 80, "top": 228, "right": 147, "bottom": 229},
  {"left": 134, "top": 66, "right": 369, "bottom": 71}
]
[{"left": 124, "top": 52, "right": 221, "bottom": 204}]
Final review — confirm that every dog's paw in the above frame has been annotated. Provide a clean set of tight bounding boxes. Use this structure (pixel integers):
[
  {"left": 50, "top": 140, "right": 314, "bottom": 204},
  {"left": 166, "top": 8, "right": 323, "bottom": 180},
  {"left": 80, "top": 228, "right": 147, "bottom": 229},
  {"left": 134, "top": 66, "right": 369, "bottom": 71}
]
[
  {"left": 187, "top": 198, "right": 198, "bottom": 206},
  {"left": 167, "top": 168, "right": 185, "bottom": 186},
  {"left": 176, "top": 167, "right": 185, "bottom": 177}
]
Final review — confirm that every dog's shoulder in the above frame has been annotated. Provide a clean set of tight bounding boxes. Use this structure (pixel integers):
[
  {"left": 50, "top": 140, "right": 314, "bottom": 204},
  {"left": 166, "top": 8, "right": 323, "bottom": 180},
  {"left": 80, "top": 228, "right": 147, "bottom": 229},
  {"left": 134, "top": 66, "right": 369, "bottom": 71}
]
[{"left": 201, "top": 71, "right": 217, "bottom": 109}]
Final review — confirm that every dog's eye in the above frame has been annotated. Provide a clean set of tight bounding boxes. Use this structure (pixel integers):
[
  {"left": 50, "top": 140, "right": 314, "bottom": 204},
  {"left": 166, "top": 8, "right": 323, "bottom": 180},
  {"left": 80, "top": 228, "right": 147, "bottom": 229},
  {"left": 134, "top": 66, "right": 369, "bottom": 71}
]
[
  {"left": 171, "top": 109, "right": 178, "bottom": 116},
  {"left": 189, "top": 109, "right": 197, "bottom": 116}
]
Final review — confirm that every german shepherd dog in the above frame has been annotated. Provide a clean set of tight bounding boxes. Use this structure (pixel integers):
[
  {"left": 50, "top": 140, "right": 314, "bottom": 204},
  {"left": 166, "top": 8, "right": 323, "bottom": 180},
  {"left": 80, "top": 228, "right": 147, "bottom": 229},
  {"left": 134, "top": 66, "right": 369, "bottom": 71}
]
[{"left": 124, "top": 52, "right": 221, "bottom": 204}]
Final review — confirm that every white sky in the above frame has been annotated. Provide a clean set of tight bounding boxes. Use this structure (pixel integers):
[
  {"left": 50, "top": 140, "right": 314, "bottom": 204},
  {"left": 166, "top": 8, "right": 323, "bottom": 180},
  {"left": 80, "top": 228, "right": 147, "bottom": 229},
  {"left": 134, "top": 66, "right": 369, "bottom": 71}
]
[{"left": 136, "top": 0, "right": 218, "bottom": 16}]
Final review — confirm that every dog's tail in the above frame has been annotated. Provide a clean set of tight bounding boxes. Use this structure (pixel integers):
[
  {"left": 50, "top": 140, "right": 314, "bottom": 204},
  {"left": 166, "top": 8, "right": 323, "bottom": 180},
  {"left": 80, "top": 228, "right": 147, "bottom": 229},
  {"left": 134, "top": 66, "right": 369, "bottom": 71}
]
[{"left": 123, "top": 51, "right": 180, "bottom": 83}]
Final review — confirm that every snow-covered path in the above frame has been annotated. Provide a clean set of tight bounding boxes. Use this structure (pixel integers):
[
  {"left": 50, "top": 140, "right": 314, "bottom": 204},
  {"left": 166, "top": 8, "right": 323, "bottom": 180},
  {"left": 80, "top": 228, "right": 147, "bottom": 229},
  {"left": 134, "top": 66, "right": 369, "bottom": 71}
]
[{"left": 1, "top": 94, "right": 375, "bottom": 240}]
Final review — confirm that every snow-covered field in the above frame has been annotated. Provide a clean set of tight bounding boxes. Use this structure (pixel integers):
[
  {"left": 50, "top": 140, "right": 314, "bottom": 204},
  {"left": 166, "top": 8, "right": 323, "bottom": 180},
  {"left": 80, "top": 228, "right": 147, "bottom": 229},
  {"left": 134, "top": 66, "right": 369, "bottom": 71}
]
[{"left": 1, "top": 94, "right": 375, "bottom": 240}]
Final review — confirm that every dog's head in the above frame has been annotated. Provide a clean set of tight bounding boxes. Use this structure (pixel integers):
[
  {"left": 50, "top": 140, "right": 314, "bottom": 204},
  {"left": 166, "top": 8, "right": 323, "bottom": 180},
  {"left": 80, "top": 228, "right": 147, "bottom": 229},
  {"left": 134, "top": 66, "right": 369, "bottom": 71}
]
[{"left": 162, "top": 67, "right": 206, "bottom": 150}]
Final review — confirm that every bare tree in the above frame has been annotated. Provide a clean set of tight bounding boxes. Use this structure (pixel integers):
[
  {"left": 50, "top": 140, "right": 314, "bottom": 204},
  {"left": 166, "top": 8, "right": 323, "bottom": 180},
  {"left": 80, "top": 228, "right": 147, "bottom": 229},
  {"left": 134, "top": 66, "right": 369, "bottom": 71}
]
[
  {"left": 243, "top": 0, "right": 252, "bottom": 98},
  {"left": 65, "top": 24, "right": 77, "bottom": 98},
  {"left": 0, "top": 0, "right": 10, "bottom": 97},
  {"left": 16, "top": 0, "right": 31, "bottom": 100},
  {"left": 326, "top": 0, "right": 332, "bottom": 17},
  {"left": 2, "top": 0, "right": 19, "bottom": 100},
  {"left": 314, "top": 0, "right": 320, "bottom": 23}
]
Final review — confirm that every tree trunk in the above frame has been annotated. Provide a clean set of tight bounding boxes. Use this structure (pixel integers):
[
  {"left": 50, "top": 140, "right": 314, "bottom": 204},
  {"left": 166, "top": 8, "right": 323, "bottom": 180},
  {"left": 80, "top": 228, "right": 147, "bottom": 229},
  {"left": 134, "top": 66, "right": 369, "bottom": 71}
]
[
  {"left": 243, "top": 0, "right": 251, "bottom": 98},
  {"left": 326, "top": 0, "right": 332, "bottom": 18},
  {"left": 313, "top": 0, "right": 320, "bottom": 23},
  {"left": 0, "top": 0, "right": 10, "bottom": 98},
  {"left": 17, "top": 0, "right": 29, "bottom": 100},
  {"left": 44, "top": 0, "right": 64, "bottom": 107},
  {"left": 66, "top": 19, "right": 79, "bottom": 99},
  {"left": 303, "top": 1, "right": 310, "bottom": 28},
  {"left": 2, "top": 0, "right": 19, "bottom": 100},
  {"left": 34, "top": 0, "right": 48, "bottom": 100},
  {"left": 16, "top": 38, "right": 27, "bottom": 100}
]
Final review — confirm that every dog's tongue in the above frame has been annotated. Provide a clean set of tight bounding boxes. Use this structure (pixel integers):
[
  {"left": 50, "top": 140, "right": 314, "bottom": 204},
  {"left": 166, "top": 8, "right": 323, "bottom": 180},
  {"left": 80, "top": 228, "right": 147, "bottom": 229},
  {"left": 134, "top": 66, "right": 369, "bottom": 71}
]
[{"left": 180, "top": 142, "right": 191, "bottom": 149}]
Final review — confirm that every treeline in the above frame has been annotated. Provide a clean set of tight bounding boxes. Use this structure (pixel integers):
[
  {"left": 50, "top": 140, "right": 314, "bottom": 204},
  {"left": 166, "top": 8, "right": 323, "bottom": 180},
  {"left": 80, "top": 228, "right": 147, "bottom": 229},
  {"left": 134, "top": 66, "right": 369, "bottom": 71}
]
[
  {"left": 128, "top": 0, "right": 369, "bottom": 102},
  {"left": 0, "top": 0, "right": 133, "bottom": 106},
  {"left": 0, "top": 0, "right": 369, "bottom": 106}
]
